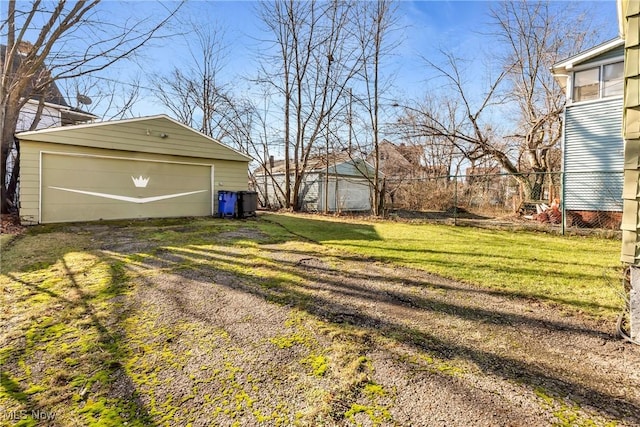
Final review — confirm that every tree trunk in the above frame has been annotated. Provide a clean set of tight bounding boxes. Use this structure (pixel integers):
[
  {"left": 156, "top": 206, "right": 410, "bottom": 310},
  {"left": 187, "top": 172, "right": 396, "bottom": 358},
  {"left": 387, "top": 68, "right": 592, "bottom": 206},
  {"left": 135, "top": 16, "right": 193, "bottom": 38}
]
[{"left": 1, "top": 105, "right": 20, "bottom": 214}]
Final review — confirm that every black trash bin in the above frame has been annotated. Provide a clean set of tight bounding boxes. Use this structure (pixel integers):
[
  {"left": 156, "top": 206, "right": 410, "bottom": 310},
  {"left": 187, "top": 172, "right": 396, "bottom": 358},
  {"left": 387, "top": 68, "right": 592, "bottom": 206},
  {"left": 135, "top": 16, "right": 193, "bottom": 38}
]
[{"left": 237, "top": 191, "right": 258, "bottom": 218}]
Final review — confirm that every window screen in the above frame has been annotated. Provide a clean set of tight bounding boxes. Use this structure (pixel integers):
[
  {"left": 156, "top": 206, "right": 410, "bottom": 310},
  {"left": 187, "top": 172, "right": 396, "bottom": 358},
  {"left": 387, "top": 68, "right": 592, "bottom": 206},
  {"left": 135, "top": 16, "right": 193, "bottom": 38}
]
[
  {"left": 603, "top": 62, "right": 623, "bottom": 98},
  {"left": 573, "top": 68, "right": 600, "bottom": 102}
]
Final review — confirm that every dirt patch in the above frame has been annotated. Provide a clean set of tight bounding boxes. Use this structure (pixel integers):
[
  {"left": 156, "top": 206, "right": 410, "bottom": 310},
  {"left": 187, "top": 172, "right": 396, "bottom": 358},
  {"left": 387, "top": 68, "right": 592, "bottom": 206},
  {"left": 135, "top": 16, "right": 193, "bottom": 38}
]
[{"left": 1, "top": 213, "right": 24, "bottom": 235}]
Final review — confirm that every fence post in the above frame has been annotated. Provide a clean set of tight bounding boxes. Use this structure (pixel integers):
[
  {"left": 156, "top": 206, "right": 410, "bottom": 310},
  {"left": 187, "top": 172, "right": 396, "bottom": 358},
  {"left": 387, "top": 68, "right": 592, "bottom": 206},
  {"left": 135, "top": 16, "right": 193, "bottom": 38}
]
[
  {"left": 454, "top": 176, "right": 458, "bottom": 226},
  {"left": 561, "top": 171, "right": 566, "bottom": 235}
]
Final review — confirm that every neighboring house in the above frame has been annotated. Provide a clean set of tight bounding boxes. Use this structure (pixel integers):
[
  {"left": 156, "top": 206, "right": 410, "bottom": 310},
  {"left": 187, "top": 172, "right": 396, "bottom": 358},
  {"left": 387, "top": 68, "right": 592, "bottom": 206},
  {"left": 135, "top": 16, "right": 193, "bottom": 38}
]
[
  {"left": 552, "top": 37, "right": 625, "bottom": 228},
  {"left": 2, "top": 43, "right": 97, "bottom": 208},
  {"left": 1, "top": 43, "right": 97, "bottom": 132},
  {"left": 17, "top": 115, "right": 251, "bottom": 224},
  {"left": 370, "top": 140, "right": 450, "bottom": 180},
  {"left": 254, "top": 153, "right": 377, "bottom": 212}
]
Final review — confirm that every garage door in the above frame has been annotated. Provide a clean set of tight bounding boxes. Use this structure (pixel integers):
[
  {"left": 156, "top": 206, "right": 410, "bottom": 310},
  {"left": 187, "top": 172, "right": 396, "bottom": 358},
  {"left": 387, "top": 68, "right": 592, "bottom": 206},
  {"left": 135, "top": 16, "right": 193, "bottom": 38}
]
[
  {"left": 327, "top": 178, "right": 371, "bottom": 212},
  {"left": 41, "top": 153, "right": 213, "bottom": 223}
]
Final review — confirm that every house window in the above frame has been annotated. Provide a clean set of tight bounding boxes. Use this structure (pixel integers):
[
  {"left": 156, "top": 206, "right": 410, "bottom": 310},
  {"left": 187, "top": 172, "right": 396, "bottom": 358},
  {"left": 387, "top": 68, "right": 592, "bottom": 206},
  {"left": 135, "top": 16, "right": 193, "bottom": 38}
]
[
  {"left": 572, "top": 61, "right": 623, "bottom": 102},
  {"left": 573, "top": 68, "right": 600, "bottom": 102},
  {"left": 603, "top": 62, "right": 623, "bottom": 98}
]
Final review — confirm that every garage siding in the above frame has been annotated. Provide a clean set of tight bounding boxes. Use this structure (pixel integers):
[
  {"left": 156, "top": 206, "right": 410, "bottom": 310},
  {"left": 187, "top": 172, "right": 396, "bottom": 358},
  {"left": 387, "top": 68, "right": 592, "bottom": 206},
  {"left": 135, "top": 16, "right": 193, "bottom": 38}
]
[
  {"left": 19, "top": 139, "right": 249, "bottom": 224},
  {"left": 16, "top": 116, "right": 247, "bottom": 161}
]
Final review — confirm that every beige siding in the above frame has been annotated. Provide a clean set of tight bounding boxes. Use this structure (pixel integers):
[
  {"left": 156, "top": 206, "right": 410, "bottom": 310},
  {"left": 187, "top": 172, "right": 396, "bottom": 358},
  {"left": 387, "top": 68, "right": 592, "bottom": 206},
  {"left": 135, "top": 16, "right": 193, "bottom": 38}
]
[
  {"left": 621, "top": 0, "right": 640, "bottom": 263},
  {"left": 16, "top": 115, "right": 251, "bottom": 162},
  {"left": 19, "top": 140, "right": 248, "bottom": 224}
]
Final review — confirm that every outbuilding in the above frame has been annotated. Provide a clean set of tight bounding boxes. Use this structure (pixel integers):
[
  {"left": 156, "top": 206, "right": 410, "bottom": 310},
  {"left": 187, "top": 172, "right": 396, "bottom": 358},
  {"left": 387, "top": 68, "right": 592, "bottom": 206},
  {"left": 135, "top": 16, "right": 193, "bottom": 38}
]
[
  {"left": 254, "top": 153, "right": 378, "bottom": 212},
  {"left": 17, "top": 115, "right": 251, "bottom": 224}
]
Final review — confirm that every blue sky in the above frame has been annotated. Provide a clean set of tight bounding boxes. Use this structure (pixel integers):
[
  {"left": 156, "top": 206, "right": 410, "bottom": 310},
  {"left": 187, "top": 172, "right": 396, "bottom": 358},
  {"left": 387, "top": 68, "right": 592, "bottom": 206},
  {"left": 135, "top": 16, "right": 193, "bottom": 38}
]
[{"left": 88, "top": 0, "right": 620, "bottom": 118}]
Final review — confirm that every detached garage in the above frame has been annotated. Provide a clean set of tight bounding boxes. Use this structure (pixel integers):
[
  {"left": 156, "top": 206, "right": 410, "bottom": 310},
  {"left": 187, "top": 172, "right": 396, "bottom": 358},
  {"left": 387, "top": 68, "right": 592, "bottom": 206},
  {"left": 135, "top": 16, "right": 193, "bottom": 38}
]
[{"left": 17, "top": 115, "right": 251, "bottom": 224}]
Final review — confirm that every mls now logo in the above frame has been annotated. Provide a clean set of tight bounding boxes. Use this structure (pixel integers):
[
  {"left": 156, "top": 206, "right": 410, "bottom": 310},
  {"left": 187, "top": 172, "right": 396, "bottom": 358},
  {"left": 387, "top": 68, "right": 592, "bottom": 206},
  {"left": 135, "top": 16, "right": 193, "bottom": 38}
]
[
  {"left": 3, "top": 410, "right": 56, "bottom": 421},
  {"left": 131, "top": 175, "right": 150, "bottom": 188}
]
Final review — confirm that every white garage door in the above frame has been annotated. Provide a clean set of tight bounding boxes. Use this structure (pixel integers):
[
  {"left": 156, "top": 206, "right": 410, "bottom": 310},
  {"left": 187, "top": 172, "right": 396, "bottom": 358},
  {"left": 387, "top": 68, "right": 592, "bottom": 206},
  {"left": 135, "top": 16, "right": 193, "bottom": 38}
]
[{"left": 41, "top": 153, "right": 213, "bottom": 223}]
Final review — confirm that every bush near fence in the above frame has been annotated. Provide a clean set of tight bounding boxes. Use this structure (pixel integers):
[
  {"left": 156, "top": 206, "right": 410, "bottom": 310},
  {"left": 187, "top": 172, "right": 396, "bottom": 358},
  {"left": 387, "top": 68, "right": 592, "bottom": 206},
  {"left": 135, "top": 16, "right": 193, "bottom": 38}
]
[{"left": 384, "top": 171, "right": 623, "bottom": 231}]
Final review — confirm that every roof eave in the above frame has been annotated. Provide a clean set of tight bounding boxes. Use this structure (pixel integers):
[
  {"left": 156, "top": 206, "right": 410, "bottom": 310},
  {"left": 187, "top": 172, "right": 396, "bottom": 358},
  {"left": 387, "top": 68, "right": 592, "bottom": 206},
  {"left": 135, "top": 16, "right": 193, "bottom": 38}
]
[
  {"left": 551, "top": 37, "right": 625, "bottom": 73},
  {"left": 16, "top": 114, "right": 252, "bottom": 162}
]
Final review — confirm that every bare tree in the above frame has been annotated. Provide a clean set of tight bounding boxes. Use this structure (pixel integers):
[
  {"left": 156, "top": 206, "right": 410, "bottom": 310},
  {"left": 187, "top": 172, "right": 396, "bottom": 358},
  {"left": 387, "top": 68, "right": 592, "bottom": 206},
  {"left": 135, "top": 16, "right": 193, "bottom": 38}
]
[
  {"left": 396, "top": 51, "right": 522, "bottom": 190},
  {"left": 395, "top": 0, "right": 602, "bottom": 203},
  {"left": 152, "top": 23, "right": 238, "bottom": 141},
  {"left": 489, "top": 0, "right": 598, "bottom": 200},
  {"left": 58, "top": 75, "right": 143, "bottom": 120},
  {"left": 257, "top": 0, "right": 361, "bottom": 211},
  {"left": 0, "top": 0, "right": 182, "bottom": 213},
  {"left": 352, "top": 0, "right": 399, "bottom": 216}
]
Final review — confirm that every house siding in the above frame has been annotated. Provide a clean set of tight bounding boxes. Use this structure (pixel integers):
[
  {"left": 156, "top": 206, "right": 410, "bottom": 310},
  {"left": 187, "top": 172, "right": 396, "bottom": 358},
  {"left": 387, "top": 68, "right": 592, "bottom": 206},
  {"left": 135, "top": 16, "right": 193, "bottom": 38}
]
[
  {"left": 324, "top": 176, "right": 372, "bottom": 212},
  {"left": 564, "top": 97, "right": 624, "bottom": 211},
  {"left": 621, "top": 0, "right": 640, "bottom": 263},
  {"left": 255, "top": 166, "right": 374, "bottom": 212},
  {"left": 580, "top": 45, "right": 625, "bottom": 66},
  {"left": 16, "top": 103, "right": 62, "bottom": 131},
  {"left": 300, "top": 173, "right": 321, "bottom": 211}
]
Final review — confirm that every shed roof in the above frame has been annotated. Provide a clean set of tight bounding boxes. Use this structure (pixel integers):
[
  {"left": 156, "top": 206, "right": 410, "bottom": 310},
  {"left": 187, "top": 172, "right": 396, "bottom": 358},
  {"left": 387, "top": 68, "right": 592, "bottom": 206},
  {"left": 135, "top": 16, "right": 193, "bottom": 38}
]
[
  {"left": 255, "top": 152, "right": 378, "bottom": 176},
  {"left": 16, "top": 115, "right": 251, "bottom": 162}
]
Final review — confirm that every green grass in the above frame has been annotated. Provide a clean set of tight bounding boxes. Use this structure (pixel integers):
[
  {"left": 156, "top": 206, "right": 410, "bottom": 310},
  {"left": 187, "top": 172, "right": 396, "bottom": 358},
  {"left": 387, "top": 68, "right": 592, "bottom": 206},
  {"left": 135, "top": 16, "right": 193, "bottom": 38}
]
[
  {"left": 261, "top": 213, "right": 624, "bottom": 318},
  {"left": 0, "top": 214, "right": 626, "bottom": 425}
]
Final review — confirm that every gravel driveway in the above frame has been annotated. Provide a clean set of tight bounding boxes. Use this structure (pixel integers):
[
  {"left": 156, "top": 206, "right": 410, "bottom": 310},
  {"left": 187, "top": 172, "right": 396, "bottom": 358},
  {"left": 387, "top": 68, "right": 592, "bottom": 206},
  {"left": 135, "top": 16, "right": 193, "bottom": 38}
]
[
  {"left": 2, "top": 219, "right": 638, "bottom": 426},
  {"left": 89, "top": 221, "right": 640, "bottom": 427}
]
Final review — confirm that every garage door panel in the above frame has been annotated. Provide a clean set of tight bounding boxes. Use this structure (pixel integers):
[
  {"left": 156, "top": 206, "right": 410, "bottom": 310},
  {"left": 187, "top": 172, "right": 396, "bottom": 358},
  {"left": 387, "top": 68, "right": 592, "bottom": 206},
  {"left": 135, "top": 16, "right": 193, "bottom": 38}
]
[{"left": 42, "top": 153, "right": 212, "bottom": 223}]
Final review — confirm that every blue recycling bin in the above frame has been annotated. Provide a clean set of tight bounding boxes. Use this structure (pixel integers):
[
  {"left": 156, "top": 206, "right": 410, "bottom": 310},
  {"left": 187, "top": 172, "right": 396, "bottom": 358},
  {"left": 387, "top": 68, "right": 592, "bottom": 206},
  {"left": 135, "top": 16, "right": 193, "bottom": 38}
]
[{"left": 217, "top": 191, "right": 237, "bottom": 217}]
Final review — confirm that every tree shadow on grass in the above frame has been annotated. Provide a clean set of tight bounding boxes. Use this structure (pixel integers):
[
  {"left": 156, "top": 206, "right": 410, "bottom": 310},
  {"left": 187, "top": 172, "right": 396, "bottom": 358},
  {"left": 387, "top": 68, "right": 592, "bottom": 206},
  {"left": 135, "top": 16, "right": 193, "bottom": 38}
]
[
  {"left": 117, "top": 239, "right": 640, "bottom": 425},
  {"left": 261, "top": 214, "right": 620, "bottom": 316},
  {"left": 2, "top": 259, "right": 153, "bottom": 425}
]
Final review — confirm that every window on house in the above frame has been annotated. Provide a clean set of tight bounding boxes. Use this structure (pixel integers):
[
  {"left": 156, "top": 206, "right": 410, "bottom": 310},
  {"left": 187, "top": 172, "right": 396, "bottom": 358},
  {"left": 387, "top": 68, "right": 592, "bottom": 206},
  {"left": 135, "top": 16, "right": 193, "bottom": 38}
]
[
  {"left": 573, "top": 68, "right": 600, "bottom": 102},
  {"left": 603, "top": 62, "right": 624, "bottom": 98},
  {"left": 572, "top": 61, "right": 624, "bottom": 102}
]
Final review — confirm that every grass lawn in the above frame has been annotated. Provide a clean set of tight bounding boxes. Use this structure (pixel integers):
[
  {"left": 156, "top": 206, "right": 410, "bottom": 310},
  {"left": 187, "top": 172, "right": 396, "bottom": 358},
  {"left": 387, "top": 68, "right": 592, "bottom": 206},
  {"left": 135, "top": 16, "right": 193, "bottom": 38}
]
[
  {"left": 0, "top": 213, "right": 627, "bottom": 426},
  {"left": 262, "top": 213, "right": 624, "bottom": 319}
]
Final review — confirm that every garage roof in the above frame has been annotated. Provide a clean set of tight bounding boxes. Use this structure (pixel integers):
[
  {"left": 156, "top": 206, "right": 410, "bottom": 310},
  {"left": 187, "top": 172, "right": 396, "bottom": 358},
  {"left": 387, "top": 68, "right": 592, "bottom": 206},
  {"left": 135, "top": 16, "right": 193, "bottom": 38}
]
[{"left": 16, "top": 114, "right": 251, "bottom": 162}]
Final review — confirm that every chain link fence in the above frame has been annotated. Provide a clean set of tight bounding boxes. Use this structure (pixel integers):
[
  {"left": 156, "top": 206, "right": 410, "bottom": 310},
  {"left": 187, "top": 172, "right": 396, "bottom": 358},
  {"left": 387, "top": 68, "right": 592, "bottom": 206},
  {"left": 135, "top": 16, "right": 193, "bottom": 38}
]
[{"left": 384, "top": 171, "right": 623, "bottom": 233}]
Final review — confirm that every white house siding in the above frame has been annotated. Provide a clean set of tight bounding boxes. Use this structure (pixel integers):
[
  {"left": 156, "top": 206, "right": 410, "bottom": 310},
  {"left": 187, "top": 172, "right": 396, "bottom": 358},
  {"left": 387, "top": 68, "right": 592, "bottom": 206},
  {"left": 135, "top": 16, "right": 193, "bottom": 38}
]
[
  {"left": 255, "top": 174, "right": 287, "bottom": 209},
  {"left": 564, "top": 98, "right": 624, "bottom": 211},
  {"left": 6, "top": 104, "right": 62, "bottom": 202},
  {"left": 299, "top": 173, "right": 321, "bottom": 211},
  {"left": 16, "top": 102, "right": 62, "bottom": 132},
  {"left": 256, "top": 172, "right": 372, "bottom": 212}
]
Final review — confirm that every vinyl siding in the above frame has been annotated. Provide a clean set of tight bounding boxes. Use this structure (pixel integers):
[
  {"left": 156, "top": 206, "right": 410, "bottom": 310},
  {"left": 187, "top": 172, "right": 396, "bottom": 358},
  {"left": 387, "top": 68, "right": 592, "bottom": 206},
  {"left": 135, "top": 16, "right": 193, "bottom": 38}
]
[
  {"left": 19, "top": 140, "right": 248, "bottom": 224},
  {"left": 580, "top": 45, "right": 624, "bottom": 66},
  {"left": 621, "top": 0, "right": 640, "bottom": 263},
  {"left": 255, "top": 171, "right": 372, "bottom": 212},
  {"left": 299, "top": 173, "right": 321, "bottom": 211},
  {"left": 322, "top": 177, "right": 372, "bottom": 212},
  {"left": 16, "top": 103, "right": 61, "bottom": 131},
  {"left": 16, "top": 115, "right": 250, "bottom": 162},
  {"left": 564, "top": 98, "right": 624, "bottom": 211}
]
